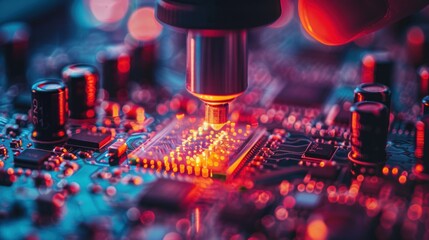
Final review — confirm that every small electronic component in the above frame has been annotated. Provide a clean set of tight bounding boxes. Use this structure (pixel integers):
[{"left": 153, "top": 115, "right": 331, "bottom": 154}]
[
  {"left": 97, "top": 44, "right": 130, "bottom": 102},
  {"left": 9, "top": 139, "right": 23, "bottom": 149},
  {"left": 0, "top": 169, "right": 15, "bottom": 186},
  {"left": 122, "top": 102, "right": 145, "bottom": 123},
  {"left": 422, "top": 96, "right": 429, "bottom": 115},
  {"left": 35, "top": 192, "right": 65, "bottom": 224},
  {"left": 0, "top": 22, "right": 29, "bottom": 87},
  {"left": 31, "top": 79, "right": 69, "bottom": 144},
  {"left": 353, "top": 83, "right": 391, "bottom": 109},
  {"left": 14, "top": 113, "right": 29, "bottom": 127},
  {"left": 14, "top": 149, "right": 51, "bottom": 169},
  {"left": 107, "top": 139, "right": 127, "bottom": 158},
  {"left": 156, "top": 0, "right": 281, "bottom": 126},
  {"left": 67, "top": 131, "right": 112, "bottom": 149},
  {"left": 62, "top": 64, "right": 99, "bottom": 121},
  {"left": 349, "top": 101, "right": 389, "bottom": 166},
  {"left": 128, "top": 117, "right": 265, "bottom": 178},
  {"left": 415, "top": 115, "right": 429, "bottom": 177},
  {"left": 302, "top": 142, "right": 337, "bottom": 161},
  {"left": 0, "top": 145, "right": 8, "bottom": 156},
  {"left": 361, "top": 51, "right": 394, "bottom": 87},
  {"left": 138, "top": 178, "right": 196, "bottom": 211},
  {"left": 5, "top": 124, "right": 21, "bottom": 136}
]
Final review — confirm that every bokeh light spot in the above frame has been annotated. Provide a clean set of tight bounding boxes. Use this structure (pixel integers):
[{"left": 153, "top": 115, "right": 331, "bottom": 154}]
[{"left": 128, "top": 7, "right": 163, "bottom": 41}]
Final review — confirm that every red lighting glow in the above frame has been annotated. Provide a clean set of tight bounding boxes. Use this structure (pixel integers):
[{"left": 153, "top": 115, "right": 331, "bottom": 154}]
[
  {"left": 415, "top": 121, "right": 425, "bottom": 159},
  {"left": 420, "top": 67, "right": 429, "bottom": 97},
  {"left": 89, "top": 0, "right": 129, "bottom": 24},
  {"left": 117, "top": 54, "right": 130, "bottom": 73},
  {"left": 128, "top": 7, "right": 163, "bottom": 41},
  {"left": 298, "top": 0, "right": 388, "bottom": 45},
  {"left": 407, "top": 27, "right": 425, "bottom": 45},
  {"left": 362, "top": 55, "right": 375, "bottom": 83}
]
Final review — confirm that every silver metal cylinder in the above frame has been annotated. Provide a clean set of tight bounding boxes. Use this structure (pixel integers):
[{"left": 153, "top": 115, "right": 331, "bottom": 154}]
[{"left": 186, "top": 30, "right": 248, "bottom": 103}]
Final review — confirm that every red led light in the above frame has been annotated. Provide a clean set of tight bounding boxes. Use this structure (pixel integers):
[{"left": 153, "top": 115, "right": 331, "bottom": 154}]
[
  {"left": 127, "top": 7, "right": 163, "bottom": 41},
  {"left": 362, "top": 55, "right": 375, "bottom": 84},
  {"left": 117, "top": 54, "right": 130, "bottom": 73}
]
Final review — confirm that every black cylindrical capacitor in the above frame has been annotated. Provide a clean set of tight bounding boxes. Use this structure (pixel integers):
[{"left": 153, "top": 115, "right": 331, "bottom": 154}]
[
  {"left": 422, "top": 96, "right": 429, "bottom": 116},
  {"left": 0, "top": 22, "right": 29, "bottom": 88},
  {"left": 127, "top": 38, "right": 157, "bottom": 85},
  {"left": 31, "top": 79, "right": 68, "bottom": 143},
  {"left": 418, "top": 66, "right": 429, "bottom": 101},
  {"left": 361, "top": 51, "right": 394, "bottom": 88},
  {"left": 354, "top": 83, "right": 391, "bottom": 109},
  {"left": 406, "top": 25, "right": 429, "bottom": 67},
  {"left": 349, "top": 101, "right": 389, "bottom": 166},
  {"left": 415, "top": 115, "right": 429, "bottom": 177},
  {"left": 97, "top": 45, "right": 130, "bottom": 102},
  {"left": 62, "top": 64, "right": 99, "bottom": 120}
]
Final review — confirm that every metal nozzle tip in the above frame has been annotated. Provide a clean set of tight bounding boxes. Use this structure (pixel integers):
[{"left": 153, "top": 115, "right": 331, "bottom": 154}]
[{"left": 205, "top": 103, "right": 228, "bottom": 127}]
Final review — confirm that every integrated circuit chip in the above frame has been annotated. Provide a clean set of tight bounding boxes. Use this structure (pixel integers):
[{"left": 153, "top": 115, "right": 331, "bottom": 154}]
[
  {"left": 14, "top": 149, "right": 51, "bottom": 169},
  {"left": 302, "top": 142, "right": 336, "bottom": 161},
  {"left": 128, "top": 118, "right": 266, "bottom": 178},
  {"left": 139, "top": 179, "right": 196, "bottom": 211},
  {"left": 67, "top": 131, "right": 112, "bottom": 149}
]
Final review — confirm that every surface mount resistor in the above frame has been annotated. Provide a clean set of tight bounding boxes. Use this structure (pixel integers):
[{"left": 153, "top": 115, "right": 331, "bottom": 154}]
[{"left": 108, "top": 139, "right": 127, "bottom": 158}]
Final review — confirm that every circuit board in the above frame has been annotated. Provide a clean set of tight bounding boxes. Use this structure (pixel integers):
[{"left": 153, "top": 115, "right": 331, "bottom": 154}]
[{"left": 1, "top": 1, "right": 429, "bottom": 240}]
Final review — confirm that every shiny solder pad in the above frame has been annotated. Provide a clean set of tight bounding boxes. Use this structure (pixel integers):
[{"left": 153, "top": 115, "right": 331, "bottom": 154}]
[{"left": 128, "top": 117, "right": 266, "bottom": 179}]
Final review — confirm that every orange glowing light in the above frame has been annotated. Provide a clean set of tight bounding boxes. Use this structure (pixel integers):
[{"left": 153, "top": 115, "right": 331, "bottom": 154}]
[
  {"left": 391, "top": 167, "right": 399, "bottom": 175},
  {"left": 89, "top": 0, "right": 129, "bottom": 24},
  {"left": 306, "top": 219, "right": 328, "bottom": 240},
  {"left": 128, "top": 7, "right": 163, "bottom": 41},
  {"left": 398, "top": 175, "right": 407, "bottom": 184},
  {"left": 415, "top": 164, "right": 424, "bottom": 173},
  {"left": 58, "top": 89, "right": 66, "bottom": 125},
  {"left": 112, "top": 105, "right": 120, "bottom": 117},
  {"left": 85, "top": 73, "right": 97, "bottom": 107},
  {"left": 176, "top": 113, "right": 185, "bottom": 120},
  {"left": 366, "top": 198, "right": 378, "bottom": 210},
  {"left": 382, "top": 167, "right": 389, "bottom": 175}
]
